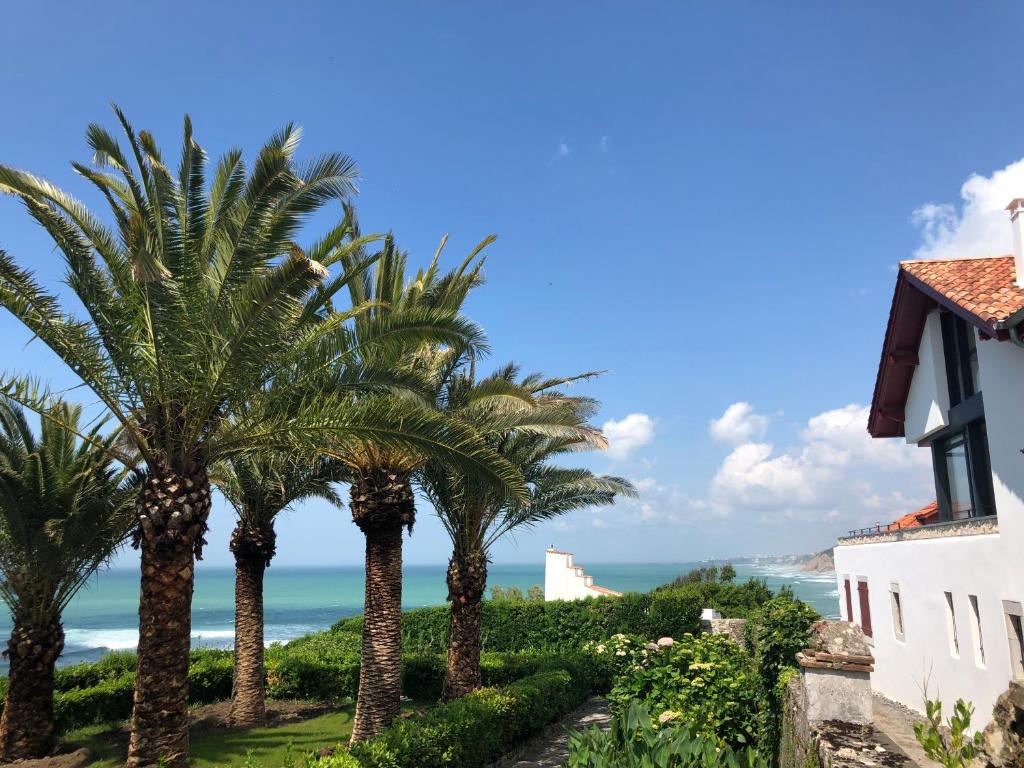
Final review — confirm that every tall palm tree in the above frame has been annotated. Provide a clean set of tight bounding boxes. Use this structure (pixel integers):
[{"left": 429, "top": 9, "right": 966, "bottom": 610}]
[
  {"left": 215, "top": 451, "right": 346, "bottom": 727},
  {"left": 419, "top": 365, "right": 636, "bottom": 699},
  {"left": 329, "top": 233, "right": 497, "bottom": 742},
  {"left": 0, "top": 110, "right": 522, "bottom": 767},
  {"left": 0, "top": 398, "right": 135, "bottom": 760}
]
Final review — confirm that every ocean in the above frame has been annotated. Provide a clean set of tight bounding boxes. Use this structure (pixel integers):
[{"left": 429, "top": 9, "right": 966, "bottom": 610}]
[{"left": 0, "top": 562, "right": 839, "bottom": 668}]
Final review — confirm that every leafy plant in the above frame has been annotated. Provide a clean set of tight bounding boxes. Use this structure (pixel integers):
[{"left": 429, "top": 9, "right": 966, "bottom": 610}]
[
  {"left": 913, "top": 698, "right": 984, "bottom": 768},
  {"left": 607, "top": 633, "right": 762, "bottom": 749},
  {"left": 566, "top": 700, "right": 768, "bottom": 768}
]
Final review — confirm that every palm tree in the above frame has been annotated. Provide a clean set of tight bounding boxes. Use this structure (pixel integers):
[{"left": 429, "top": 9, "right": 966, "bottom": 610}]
[
  {"left": 329, "top": 233, "right": 498, "bottom": 742},
  {"left": 0, "top": 398, "right": 135, "bottom": 760},
  {"left": 419, "top": 365, "right": 636, "bottom": 699},
  {"left": 215, "top": 451, "right": 346, "bottom": 727},
  {"left": 0, "top": 110, "right": 522, "bottom": 767}
]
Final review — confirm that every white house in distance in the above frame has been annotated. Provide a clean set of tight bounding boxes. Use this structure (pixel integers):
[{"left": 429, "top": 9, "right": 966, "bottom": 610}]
[
  {"left": 834, "top": 199, "right": 1024, "bottom": 723},
  {"left": 544, "top": 547, "right": 622, "bottom": 601}
]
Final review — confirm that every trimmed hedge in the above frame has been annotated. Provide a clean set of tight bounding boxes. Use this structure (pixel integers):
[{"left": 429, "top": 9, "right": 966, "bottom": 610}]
[
  {"left": 1, "top": 630, "right": 601, "bottom": 736},
  {"left": 333, "top": 590, "right": 703, "bottom": 654},
  {"left": 344, "top": 668, "right": 598, "bottom": 768}
]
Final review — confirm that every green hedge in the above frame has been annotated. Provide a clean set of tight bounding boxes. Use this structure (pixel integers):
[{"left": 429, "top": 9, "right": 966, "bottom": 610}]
[
  {"left": 1, "top": 628, "right": 601, "bottom": 736},
  {"left": 333, "top": 591, "right": 704, "bottom": 654},
  {"left": 343, "top": 667, "right": 598, "bottom": 768}
]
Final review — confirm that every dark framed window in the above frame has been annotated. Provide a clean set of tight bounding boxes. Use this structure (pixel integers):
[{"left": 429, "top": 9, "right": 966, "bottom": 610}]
[
  {"left": 858, "top": 580, "right": 873, "bottom": 638},
  {"left": 932, "top": 419, "right": 995, "bottom": 520},
  {"left": 941, "top": 312, "right": 981, "bottom": 406}
]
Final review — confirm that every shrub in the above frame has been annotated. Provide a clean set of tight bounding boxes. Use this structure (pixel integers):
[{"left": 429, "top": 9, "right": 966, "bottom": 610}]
[
  {"left": 749, "top": 594, "right": 819, "bottom": 693},
  {"left": 54, "top": 673, "right": 135, "bottom": 730},
  {"left": 747, "top": 593, "right": 819, "bottom": 757},
  {"left": 54, "top": 650, "right": 137, "bottom": 691},
  {"left": 332, "top": 592, "right": 706, "bottom": 656},
  {"left": 914, "top": 698, "right": 985, "bottom": 768},
  {"left": 566, "top": 700, "right": 769, "bottom": 768},
  {"left": 343, "top": 668, "right": 596, "bottom": 768},
  {"left": 607, "top": 633, "right": 762, "bottom": 750},
  {"left": 188, "top": 648, "right": 234, "bottom": 703}
]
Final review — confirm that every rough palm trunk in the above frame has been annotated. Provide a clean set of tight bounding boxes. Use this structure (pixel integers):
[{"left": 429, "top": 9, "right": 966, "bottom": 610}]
[
  {"left": 0, "top": 617, "right": 64, "bottom": 760},
  {"left": 127, "top": 463, "right": 211, "bottom": 768},
  {"left": 228, "top": 519, "right": 276, "bottom": 728},
  {"left": 349, "top": 468, "right": 414, "bottom": 744},
  {"left": 443, "top": 550, "right": 488, "bottom": 700}
]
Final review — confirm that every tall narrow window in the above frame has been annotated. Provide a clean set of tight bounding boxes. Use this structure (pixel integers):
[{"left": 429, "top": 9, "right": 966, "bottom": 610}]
[
  {"left": 1003, "top": 601, "right": 1024, "bottom": 681},
  {"left": 941, "top": 313, "right": 981, "bottom": 404},
  {"left": 857, "top": 579, "right": 872, "bottom": 638},
  {"left": 933, "top": 420, "right": 996, "bottom": 521},
  {"left": 844, "top": 578, "right": 853, "bottom": 622},
  {"left": 944, "top": 434, "right": 973, "bottom": 520},
  {"left": 945, "top": 592, "right": 959, "bottom": 658},
  {"left": 890, "top": 584, "right": 905, "bottom": 641},
  {"left": 969, "top": 594, "right": 985, "bottom": 667}
]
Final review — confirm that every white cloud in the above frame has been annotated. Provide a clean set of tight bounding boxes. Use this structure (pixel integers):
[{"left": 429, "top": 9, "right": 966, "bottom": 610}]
[
  {"left": 598, "top": 135, "right": 610, "bottom": 153},
  {"left": 550, "top": 138, "right": 571, "bottom": 164},
  {"left": 709, "top": 402, "right": 769, "bottom": 444},
  {"left": 912, "top": 157, "right": 1024, "bottom": 260},
  {"left": 710, "top": 404, "right": 931, "bottom": 523},
  {"left": 602, "top": 413, "right": 654, "bottom": 459}
]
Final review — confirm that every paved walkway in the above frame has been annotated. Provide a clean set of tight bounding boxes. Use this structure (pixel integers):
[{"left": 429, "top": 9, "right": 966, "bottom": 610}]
[
  {"left": 872, "top": 693, "right": 932, "bottom": 766},
  {"left": 489, "top": 697, "right": 612, "bottom": 768}
]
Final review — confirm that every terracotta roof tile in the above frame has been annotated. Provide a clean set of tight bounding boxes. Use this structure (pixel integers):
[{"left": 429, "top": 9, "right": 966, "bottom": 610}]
[
  {"left": 889, "top": 501, "right": 939, "bottom": 529},
  {"left": 900, "top": 256, "right": 1024, "bottom": 328}
]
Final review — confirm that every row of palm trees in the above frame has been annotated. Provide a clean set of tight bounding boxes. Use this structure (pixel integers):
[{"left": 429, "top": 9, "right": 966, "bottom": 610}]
[{"left": 0, "top": 109, "right": 634, "bottom": 767}]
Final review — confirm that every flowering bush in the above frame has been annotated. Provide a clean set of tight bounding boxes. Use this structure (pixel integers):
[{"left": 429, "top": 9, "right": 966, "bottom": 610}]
[
  {"left": 583, "top": 633, "right": 650, "bottom": 680},
  {"left": 606, "top": 633, "right": 762, "bottom": 750}
]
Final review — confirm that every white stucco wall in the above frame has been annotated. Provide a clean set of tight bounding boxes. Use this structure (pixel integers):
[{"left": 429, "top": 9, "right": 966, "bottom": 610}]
[
  {"left": 976, "top": 334, "right": 1024, "bottom": 543},
  {"left": 834, "top": 532, "right": 1021, "bottom": 722},
  {"left": 904, "top": 311, "right": 950, "bottom": 443},
  {"left": 544, "top": 549, "right": 616, "bottom": 601},
  {"left": 835, "top": 332, "right": 1024, "bottom": 725}
]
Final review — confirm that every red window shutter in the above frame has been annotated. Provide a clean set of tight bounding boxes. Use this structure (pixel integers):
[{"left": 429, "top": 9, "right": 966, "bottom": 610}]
[
  {"left": 844, "top": 578, "right": 853, "bottom": 622},
  {"left": 857, "top": 580, "right": 873, "bottom": 637}
]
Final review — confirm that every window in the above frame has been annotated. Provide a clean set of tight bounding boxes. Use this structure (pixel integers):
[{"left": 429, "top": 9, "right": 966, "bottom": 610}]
[
  {"left": 968, "top": 594, "right": 985, "bottom": 667},
  {"left": 945, "top": 592, "right": 959, "bottom": 658},
  {"left": 890, "top": 584, "right": 905, "bottom": 641},
  {"left": 933, "top": 420, "right": 995, "bottom": 521},
  {"left": 844, "top": 577, "right": 853, "bottom": 622},
  {"left": 857, "top": 579, "right": 873, "bottom": 638},
  {"left": 1003, "top": 601, "right": 1024, "bottom": 681},
  {"left": 941, "top": 312, "right": 981, "bottom": 405}
]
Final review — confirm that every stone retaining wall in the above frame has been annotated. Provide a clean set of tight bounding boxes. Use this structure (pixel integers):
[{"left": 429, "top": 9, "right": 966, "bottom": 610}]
[{"left": 779, "top": 677, "right": 913, "bottom": 768}]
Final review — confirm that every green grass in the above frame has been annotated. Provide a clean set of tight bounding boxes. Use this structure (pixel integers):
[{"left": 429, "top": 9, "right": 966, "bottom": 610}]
[{"left": 65, "top": 704, "right": 378, "bottom": 767}]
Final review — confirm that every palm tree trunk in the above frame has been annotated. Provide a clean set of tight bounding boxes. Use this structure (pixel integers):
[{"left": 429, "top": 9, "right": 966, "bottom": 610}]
[
  {"left": 442, "top": 550, "right": 487, "bottom": 700},
  {"left": 349, "top": 468, "right": 414, "bottom": 744},
  {"left": 127, "top": 463, "right": 211, "bottom": 768},
  {"left": 228, "top": 520, "right": 276, "bottom": 728},
  {"left": 0, "top": 617, "right": 64, "bottom": 760}
]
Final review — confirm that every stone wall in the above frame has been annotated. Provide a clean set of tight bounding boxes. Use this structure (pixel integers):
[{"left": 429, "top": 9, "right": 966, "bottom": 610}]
[
  {"left": 779, "top": 677, "right": 914, "bottom": 768},
  {"left": 976, "top": 681, "right": 1024, "bottom": 768},
  {"left": 779, "top": 620, "right": 914, "bottom": 768}
]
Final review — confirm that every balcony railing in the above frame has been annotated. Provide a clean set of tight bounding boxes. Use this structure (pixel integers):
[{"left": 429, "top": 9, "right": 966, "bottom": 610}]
[{"left": 841, "top": 515, "right": 998, "bottom": 544}]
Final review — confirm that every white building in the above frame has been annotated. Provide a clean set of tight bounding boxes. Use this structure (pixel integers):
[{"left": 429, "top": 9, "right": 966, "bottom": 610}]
[
  {"left": 834, "top": 200, "right": 1024, "bottom": 723},
  {"left": 544, "top": 548, "right": 622, "bottom": 601}
]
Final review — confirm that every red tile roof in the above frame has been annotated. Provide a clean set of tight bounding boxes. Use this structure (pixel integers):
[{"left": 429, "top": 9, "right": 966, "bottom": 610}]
[
  {"left": 900, "top": 255, "right": 1024, "bottom": 330},
  {"left": 869, "top": 255, "right": 1024, "bottom": 438},
  {"left": 889, "top": 501, "right": 939, "bottom": 530}
]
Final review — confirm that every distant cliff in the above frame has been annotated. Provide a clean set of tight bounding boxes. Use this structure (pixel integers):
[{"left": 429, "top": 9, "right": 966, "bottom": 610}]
[{"left": 800, "top": 549, "right": 835, "bottom": 573}]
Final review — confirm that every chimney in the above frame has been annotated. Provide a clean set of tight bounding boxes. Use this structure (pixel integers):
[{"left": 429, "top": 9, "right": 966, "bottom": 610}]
[{"left": 1007, "top": 198, "right": 1024, "bottom": 287}]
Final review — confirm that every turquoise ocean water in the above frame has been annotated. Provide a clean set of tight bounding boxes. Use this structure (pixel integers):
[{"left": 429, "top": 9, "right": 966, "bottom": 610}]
[{"left": 0, "top": 562, "right": 839, "bottom": 668}]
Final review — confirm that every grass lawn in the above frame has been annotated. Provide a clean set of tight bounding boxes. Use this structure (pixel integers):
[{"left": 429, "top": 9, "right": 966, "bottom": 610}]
[{"left": 65, "top": 704, "right": 376, "bottom": 767}]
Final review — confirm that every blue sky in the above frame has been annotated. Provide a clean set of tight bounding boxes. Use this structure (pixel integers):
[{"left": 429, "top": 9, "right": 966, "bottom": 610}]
[{"left": 2, "top": 2, "right": 1022, "bottom": 567}]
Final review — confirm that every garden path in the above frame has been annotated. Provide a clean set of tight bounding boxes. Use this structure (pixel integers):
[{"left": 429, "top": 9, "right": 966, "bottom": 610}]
[{"left": 489, "top": 696, "right": 611, "bottom": 768}]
